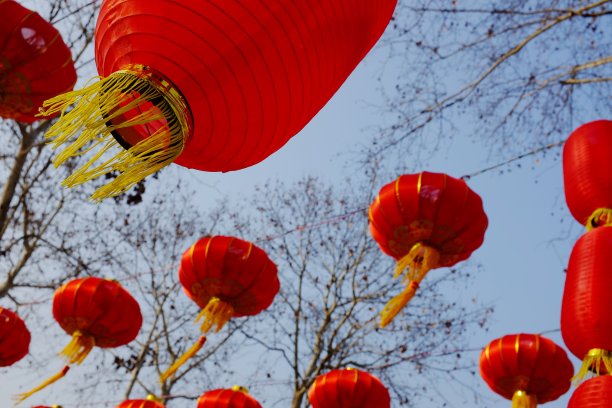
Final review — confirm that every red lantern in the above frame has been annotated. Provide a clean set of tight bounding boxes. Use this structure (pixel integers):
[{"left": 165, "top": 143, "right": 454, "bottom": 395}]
[
  {"left": 160, "top": 236, "right": 279, "bottom": 382},
  {"left": 563, "top": 120, "right": 612, "bottom": 229},
  {"left": 561, "top": 226, "right": 612, "bottom": 378},
  {"left": 568, "top": 376, "right": 612, "bottom": 408},
  {"left": 38, "top": 0, "right": 398, "bottom": 200},
  {"left": 0, "top": 0, "right": 76, "bottom": 123},
  {"left": 369, "top": 171, "right": 488, "bottom": 327},
  {"left": 479, "top": 334, "right": 573, "bottom": 407},
  {"left": 32, "top": 406, "right": 62, "bottom": 408},
  {"left": 308, "top": 368, "right": 391, "bottom": 408},
  {"left": 18, "top": 277, "right": 142, "bottom": 402},
  {"left": 116, "top": 395, "right": 165, "bottom": 408},
  {"left": 197, "top": 386, "right": 262, "bottom": 408},
  {"left": 0, "top": 307, "right": 30, "bottom": 367}
]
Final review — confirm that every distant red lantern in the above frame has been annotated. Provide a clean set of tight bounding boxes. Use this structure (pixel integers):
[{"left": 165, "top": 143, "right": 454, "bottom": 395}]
[
  {"left": 18, "top": 277, "right": 142, "bottom": 402},
  {"left": 0, "top": 0, "right": 76, "bottom": 123},
  {"left": 369, "top": 171, "right": 488, "bottom": 327},
  {"left": 197, "top": 386, "right": 262, "bottom": 408},
  {"left": 563, "top": 120, "right": 612, "bottom": 229},
  {"left": 32, "top": 406, "right": 62, "bottom": 408},
  {"left": 160, "top": 236, "right": 279, "bottom": 382},
  {"left": 308, "top": 368, "right": 390, "bottom": 408},
  {"left": 561, "top": 226, "right": 612, "bottom": 379},
  {"left": 0, "top": 307, "right": 30, "bottom": 367},
  {"left": 479, "top": 334, "right": 573, "bottom": 407},
  {"left": 38, "top": 0, "right": 398, "bottom": 201},
  {"left": 116, "top": 395, "right": 165, "bottom": 408},
  {"left": 568, "top": 375, "right": 612, "bottom": 407}
]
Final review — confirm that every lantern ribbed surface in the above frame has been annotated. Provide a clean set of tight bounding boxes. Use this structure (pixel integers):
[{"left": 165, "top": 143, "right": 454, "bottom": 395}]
[
  {"left": 94, "top": 0, "right": 397, "bottom": 172},
  {"left": 0, "top": 0, "right": 76, "bottom": 122},
  {"left": 561, "top": 226, "right": 612, "bottom": 375},
  {"left": 197, "top": 387, "right": 262, "bottom": 408},
  {"left": 479, "top": 334, "right": 573, "bottom": 405},
  {"left": 116, "top": 398, "right": 165, "bottom": 408},
  {"left": 568, "top": 376, "right": 612, "bottom": 407},
  {"left": 563, "top": 120, "right": 612, "bottom": 228},
  {"left": 0, "top": 307, "right": 30, "bottom": 367},
  {"left": 308, "top": 368, "right": 391, "bottom": 408}
]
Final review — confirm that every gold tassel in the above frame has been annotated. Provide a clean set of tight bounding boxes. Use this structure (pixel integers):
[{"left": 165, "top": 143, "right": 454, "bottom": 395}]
[
  {"left": 38, "top": 64, "right": 191, "bottom": 202},
  {"left": 59, "top": 330, "right": 95, "bottom": 365},
  {"left": 160, "top": 335, "right": 206, "bottom": 383},
  {"left": 380, "top": 243, "right": 440, "bottom": 327},
  {"left": 14, "top": 365, "right": 70, "bottom": 404},
  {"left": 586, "top": 208, "right": 612, "bottom": 231},
  {"left": 512, "top": 390, "right": 537, "bottom": 408},
  {"left": 574, "top": 348, "right": 612, "bottom": 381},
  {"left": 195, "top": 297, "right": 235, "bottom": 333}
]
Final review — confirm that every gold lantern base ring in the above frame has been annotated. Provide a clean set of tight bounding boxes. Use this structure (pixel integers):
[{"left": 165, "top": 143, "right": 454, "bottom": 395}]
[{"left": 512, "top": 390, "right": 537, "bottom": 408}]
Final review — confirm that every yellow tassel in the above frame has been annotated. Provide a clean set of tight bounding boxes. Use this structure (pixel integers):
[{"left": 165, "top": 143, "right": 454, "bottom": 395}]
[
  {"left": 14, "top": 365, "right": 70, "bottom": 404},
  {"left": 59, "top": 330, "right": 95, "bottom": 365},
  {"left": 195, "top": 297, "right": 235, "bottom": 333},
  {"left": 381, "top": 243, "right": 440, "bottom": 327},
  {"left": 512, "top": 390, "right": 537, "bottom": 408},
  {"left": 574, "top": 348, "right": 612, "bottom": 381},
  {"left": 160, "top": 335, "right": 206, "bottom": 383},
  {"left": 586, "top": 208, "right": 612, "bottom": 231},
  {"left": 38, "top": 64, "right": 191, "bottom": 202}
]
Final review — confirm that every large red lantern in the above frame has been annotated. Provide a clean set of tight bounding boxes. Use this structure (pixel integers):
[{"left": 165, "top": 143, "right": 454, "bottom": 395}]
[
  {"left": 0, "top": 307, "right": 30, "bottom": 367},
  {"left": 197, "top": 386, "right": 262, "bottom": 408},
  {"left": 568, "top": 375, "right": 612, "bottom": 407},
  {"left": 563, "top": 120, "right": 612, "bottom": 229},
  {"left": 39, "top": 0, "right": 398, "bottom": 200},
  {"left": 116, "top": 395, "right": 165, "bottom": 408},
  {"left": 18, "top": 277, "right": 142, "bottom": 402},
  {"left": 160, "top": 236, "right": 279, "bottom": 382},
  {"left": 0, "top": 0, "right": 76, "bottom": 123},
  {"left": 308, "top": 368, "right": 391, "bottom": 408},
  {"left": 369, "top": 171, "right": 488, "bottom": 327},
  {"left": 561, "top": 226, "right": 612, "bottom": 378},
  {"left": 479, "top": 334, "right": 573, "bottom": 407}
]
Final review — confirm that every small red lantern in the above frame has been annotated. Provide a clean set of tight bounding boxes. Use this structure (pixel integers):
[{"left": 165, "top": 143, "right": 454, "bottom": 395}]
[
  {"left": 38, "top": 0, "right": 398, "bottom": 200},
  {"left": 479, "top": 334, "right": 573, "bottom": 407},
  {"left": 369, "top": 171, "right": 488, "bottom": 327},
  {"left": 160, "top": 236, "right": 279, "bottom": 382},
  {"left": 568, "top": 375, "right": 612, "bottom": 408},
  {"left": 32, "top": 406, "right": 62, "bottom": 408},
  {"left": 0, "top": 307, "right": 30, "bottom": 367},
  {"left": 561, "top": 226, "right": 612, "bottom": 378},
  {"left": 18, "top": 277, "right": 142, "bottom": 402},
  {"left": 563, "top": 120, "right": 612, "bottom": 229},
  {"left": 0, "top": 0, "right": 76, "bottom": 122},
  {"left": 116, "top": 395, "right": 165, "bottom": 408},
  {"left": 197, "top": 386, "right": 262, "bottom": 408},
  {"left": 308, "top": 368, "right": 391, "bottom": 408}
]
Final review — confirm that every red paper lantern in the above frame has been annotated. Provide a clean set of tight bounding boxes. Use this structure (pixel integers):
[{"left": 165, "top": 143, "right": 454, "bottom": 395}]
[
  {"left": 38, "top": 0, "right": 398, "bottom": 200},
  {"left": 563, "top": 120, "right": 612, "bottom": 229},
  {"left": 116, "top": 395, "right": 165, "bottom": 408},
  {"left": 568, "top": 376, "right": 612, "bottom": 408},
  {"left": 369, "top": 171, "right": 488, "bottom": 327},
  {"left": 32, "top": 406, "right": 62, "bottom": 408},
  {"left": 160, "top": 236, "right": 279, "bottom": 382},
  {"left": 17, "top": 277, "right": 142, "bottom": 402},
  {"left": 479, "top": 334, "right": 573, "bottom": 407},
  {"left": 308, "top": 368, "right": 391, "bottom": 408},
  {"left": 0, "top": 307, "right": 30, "bottom": 367},
  {"left": 197, "top": 386, "right": 262, "bottom": 408},
  {"left": 0, "top": 0, "right": 76, "bottom": 123},
  {"left": 561, "top": 226, "right": 612, "bottom": 378}
]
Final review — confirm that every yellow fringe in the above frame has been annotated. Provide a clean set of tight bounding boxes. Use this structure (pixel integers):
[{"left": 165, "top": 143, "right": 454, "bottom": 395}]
[
  {"left": 38, "top": 65, "right": 190, "bottom": 202},
  {"left": 195, "top": 297, "right": 235, "bottom": 333},
  {"left": 59, "top": 330, "right": 95, "bottom": 365},
  {"left": 381, "top": 243, "right": 440, "bottom": 328},
  {"left": 512, "top": 390, "right": 537, "bottom": 408},
  {"left": 159, "top": 335, "right": 206, "bottom": 383},
  {"left": 574, "top": 348, "right": 612, "bottom": 381},
  {"left": 14, "top": 365, "right": 70, "bottom": 404},
  {"left": 586, "top": 208, "right": 612, "bottom": 231}
]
